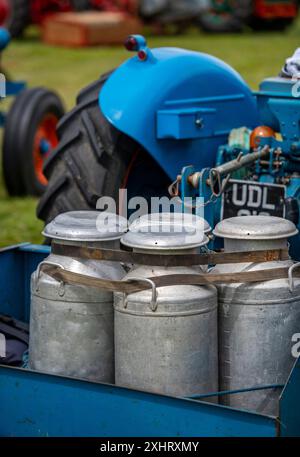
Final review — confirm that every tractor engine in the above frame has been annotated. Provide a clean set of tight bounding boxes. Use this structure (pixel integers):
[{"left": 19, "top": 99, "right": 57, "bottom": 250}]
[{"left": 209, "top": 77, "right": 300, "bottom": 259}]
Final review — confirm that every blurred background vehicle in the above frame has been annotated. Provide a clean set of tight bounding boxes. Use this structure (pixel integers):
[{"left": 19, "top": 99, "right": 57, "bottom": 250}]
[
  {"left": 0, "top": 0, "right": 89, "bottom": 38},
  {"left": 95, "top": 0, "right": 300, "bottom": 33},
  {"left": 0, "top": 27, "right": 64, "bottom": 196},
  {"left": 0, "top": 1, "right": 298, "bottom": 37},
  {"left": 199, "top": 0, "right": 299, "bottom": 32},
  {"left": 137, "top": 0, "right": 206, "bottom": 33}
]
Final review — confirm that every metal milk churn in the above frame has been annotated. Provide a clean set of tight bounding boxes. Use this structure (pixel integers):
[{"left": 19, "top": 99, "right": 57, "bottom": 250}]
[
  {"left": 114, "top": 212, "right": 218, "bottom": 397},
  {"left": 213, "top": 215, "right": 300, "bottom": 416},
  {"left": 29, "top": 211, "right": 127, "bottom": 382}
]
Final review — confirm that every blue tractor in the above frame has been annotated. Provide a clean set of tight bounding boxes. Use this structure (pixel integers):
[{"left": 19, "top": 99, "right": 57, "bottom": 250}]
[
  {"left": 38, "top": 35, "right": 300, "bottom": 258},
  {"left": 0, "top": 27, "right": 64, "bottom": 196}
]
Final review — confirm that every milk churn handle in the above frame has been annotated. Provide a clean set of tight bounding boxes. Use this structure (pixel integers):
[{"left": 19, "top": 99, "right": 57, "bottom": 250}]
[
  {"left": 288, "top": 262, "right": 300, "bottom": 292},
  {"left": 123, "top": 277, "right": 158, "bottom": 312},
  {"left": 37, "top": 261, "right": 65, "bottom": 280},
  {"left": 36, "top": 261, "right": 65, "bottom": 292}
]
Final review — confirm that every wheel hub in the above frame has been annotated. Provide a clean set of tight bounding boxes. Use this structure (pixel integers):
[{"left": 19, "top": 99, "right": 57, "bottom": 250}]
[{"left": 33, "top": 114, "right": 59, "bottom": 187}]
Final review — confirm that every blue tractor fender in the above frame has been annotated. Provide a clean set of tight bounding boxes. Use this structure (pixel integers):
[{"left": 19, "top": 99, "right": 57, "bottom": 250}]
[{"left": 100, "top": 35, "right": 260, "bottom": 181}]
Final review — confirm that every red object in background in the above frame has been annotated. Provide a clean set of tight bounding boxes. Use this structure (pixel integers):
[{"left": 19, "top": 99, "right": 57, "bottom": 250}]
[
  {"left": 30, "top": 0, "right": 73, "bottom": 25},
  {"left": 0, "top": 0, "right": 298, "bottom": 36},
  {"left": 90, "top": 0, "right": 137, "bottom": 14},
  {"left": 254, "top": 0, "right": 298, "bottom": 20},
  {"left": 2, "top": 0, "right": 136, "bottom": 27},
  {"left": 0, "top": 1, "right": 10, "bottom": 24},
  {"left": 0, "top": 0, "right": 137, "bottom": 38}
]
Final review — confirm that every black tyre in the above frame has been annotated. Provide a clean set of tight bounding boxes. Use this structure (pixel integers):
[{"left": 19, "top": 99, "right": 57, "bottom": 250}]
[
  {"left": 37, "top": 73, "right": 171, "bottom": 225},
  {"left": 2, "top": 87, "right": 65, "bottom": 196},
  {"left": 248, "top": 17, "right": 295, "bottom": 31},
  {"left": 1, "top": 0, "right": 29, "bottom": 38},
  {"left": 71, "top": 0, "right": 90, "bottom": 11},
  {"left": 198, "top": 0, "right": 253, "bottom": 33}
]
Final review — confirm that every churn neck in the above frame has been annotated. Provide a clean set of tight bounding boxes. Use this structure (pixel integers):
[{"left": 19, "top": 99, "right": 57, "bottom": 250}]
[
  {"left": 223, "top": 238, "right": 287, "bottom": 253},
  {"left": 131, "top": 246, "right": 200, "bottom": 255},
  {"left": 52, "top": 238, "right": 121, "bottom": 250}
]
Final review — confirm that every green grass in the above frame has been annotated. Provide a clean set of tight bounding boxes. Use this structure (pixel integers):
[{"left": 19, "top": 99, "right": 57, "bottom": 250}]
[{"left": 1, "top": 22, "right": 300, "bottom": 246}]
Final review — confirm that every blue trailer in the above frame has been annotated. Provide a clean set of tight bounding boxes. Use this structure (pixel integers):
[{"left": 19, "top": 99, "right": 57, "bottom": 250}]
[{"left": 0, "top": 243, "right": 299, "bottom": 437}]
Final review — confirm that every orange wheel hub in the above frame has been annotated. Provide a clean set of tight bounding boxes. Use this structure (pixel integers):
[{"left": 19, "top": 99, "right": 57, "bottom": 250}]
[{"left": 33, "top": 114, "right": 59, "bottom": 186}]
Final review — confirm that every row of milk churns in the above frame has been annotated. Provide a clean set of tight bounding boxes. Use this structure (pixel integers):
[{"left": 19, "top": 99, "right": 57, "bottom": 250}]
[{"left": 29, "top": 210, "right": 300, "bottom": 416}]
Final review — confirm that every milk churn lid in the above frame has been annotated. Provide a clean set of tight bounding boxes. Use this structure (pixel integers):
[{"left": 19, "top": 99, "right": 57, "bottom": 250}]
[
  {"left": 213, "top": 215, "right": 298, "bottom": 240},
  {"left": 202, "top": 218, "right": 212, "bottom": 234},
  {"left": 121, "top": 212, "right": 209, "bottom": 250},
  {"left": 43, "top": 211, "right": 128, "bottom": 242}
]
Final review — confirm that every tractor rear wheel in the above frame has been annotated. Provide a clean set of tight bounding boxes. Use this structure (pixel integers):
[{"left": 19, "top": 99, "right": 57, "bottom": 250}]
[
  {"left": 1, "top": 0, "right": 29, "bottom": 38},
  {"left": 2, "top": 87, "right": 64, "bottom": 196},
  {"left": 37, "top": 73, "right": 171, "bottom": 225}
]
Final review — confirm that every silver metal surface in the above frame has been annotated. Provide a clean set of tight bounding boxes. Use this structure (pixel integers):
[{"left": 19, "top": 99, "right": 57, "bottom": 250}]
[
  {"left": 43, "top": 211, "right": 128, "bottom": 242},
  {"left": 29, "top": 211, "right": 127, "bottom": 382},
  {"left": 213, "top": 216, "right": 300, "bottom": 416},
  {"left": 212, "top": 145, "right": 270, "bottom": 177},
  {"left": 213, "top": 215, "right": 298, "bottom": 241},
  {"left": 123, "top": 277, "right": 158, "bottom": 311},
  {"left": 115, "top": 213, "right": 218, "bottom": 397},
  {"left": 288, "top": 262, "right": 300, "bottom": 292},
  {"left": 186, "top": 147, "right": 269, "bottom": 190},
  {"left": 138, "top": 212, "right": 212, "bottom": 234},
  {"left": 121, "top": 212, "right": 209, "bottom": 251}
]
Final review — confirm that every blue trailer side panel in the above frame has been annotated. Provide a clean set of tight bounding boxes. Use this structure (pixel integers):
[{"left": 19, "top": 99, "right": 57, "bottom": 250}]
[
  {"left": 279, "top": 357, "right": 300, "bottom": 437},
  {"left": 0, "top": 244, "right": 49, "bottom": 322},
  {"left": 0, "top": 366, "right": 277, "bottom": 437}
]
